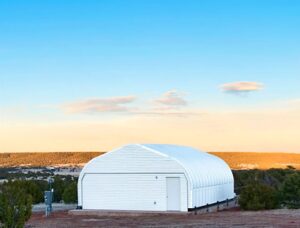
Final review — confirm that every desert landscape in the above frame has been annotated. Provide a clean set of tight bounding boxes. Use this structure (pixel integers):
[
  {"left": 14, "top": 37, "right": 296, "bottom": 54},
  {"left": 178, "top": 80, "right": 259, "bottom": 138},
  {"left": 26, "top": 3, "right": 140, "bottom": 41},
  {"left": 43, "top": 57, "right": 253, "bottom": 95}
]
[
  {"left": 1, "top": 1, "right": 300, "bottom": 227},
  {"left": 1, "top": 151, "right": 300, "bottom": 170},
  {"left": 1, "top": 151, "right": 300, "bottom": 228},
  {"left": 210, "top": 152, "right": 300, "bottom": 170}
]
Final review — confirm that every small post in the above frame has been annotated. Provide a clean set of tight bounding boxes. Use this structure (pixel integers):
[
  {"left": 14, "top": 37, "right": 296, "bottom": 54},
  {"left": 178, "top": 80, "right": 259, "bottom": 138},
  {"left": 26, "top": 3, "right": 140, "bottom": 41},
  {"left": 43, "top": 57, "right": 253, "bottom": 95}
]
[
  {"left": 45, "top": 177, "right": 54, "bottom": 217},
  {"left": 226, "top": 198, "right": 229, "bottom": 207},
  {"left": 194, "top": 206, "right": 197, "bottom": 215},
  {"left": 44, "top": 191, "right": 53, "bottom": 217}
]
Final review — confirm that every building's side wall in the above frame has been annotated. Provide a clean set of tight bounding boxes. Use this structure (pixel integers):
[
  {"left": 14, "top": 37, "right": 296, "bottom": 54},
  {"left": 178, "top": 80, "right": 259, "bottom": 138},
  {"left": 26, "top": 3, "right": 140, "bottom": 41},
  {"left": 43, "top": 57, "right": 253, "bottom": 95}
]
[
  {"left": 78, "top": 144, "right": 189, "bottom": 211},
  {"left": 191, "top": 182, "right": 235, "bottom": 208},
  {"left": 81, "top": 173, "right": 188, "bottom": 211}
]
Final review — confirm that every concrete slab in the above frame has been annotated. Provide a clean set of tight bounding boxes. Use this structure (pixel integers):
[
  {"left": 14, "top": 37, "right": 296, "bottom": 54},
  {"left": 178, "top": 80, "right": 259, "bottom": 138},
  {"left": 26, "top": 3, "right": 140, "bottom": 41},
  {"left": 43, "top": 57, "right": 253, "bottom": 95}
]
[
  {"left": 69, "top": 199, "right": 238, "bottom": 217},
  {"left": 33, "top": 203, "right": 77, "bottom": 212},
  {"left": 69, "top": 209, "right": 189, "bottom": 217}
]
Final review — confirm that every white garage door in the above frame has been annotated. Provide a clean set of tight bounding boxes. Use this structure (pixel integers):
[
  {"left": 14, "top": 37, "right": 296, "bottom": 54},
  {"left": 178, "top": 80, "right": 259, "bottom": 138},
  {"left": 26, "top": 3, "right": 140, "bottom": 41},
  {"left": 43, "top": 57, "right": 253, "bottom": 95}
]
[{"left": 82, "top": 173, "right": 169, "bottom": 211}]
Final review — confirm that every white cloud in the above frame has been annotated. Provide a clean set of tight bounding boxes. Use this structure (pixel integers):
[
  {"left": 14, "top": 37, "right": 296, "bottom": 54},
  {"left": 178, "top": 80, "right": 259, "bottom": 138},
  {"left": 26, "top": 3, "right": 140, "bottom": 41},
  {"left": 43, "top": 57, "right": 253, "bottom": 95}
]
[
  {"left": 62, "top": 96, "right": 136, "bottom": 114},
  {"left": 220, "top": 81, "right": 263, "bottom": 94},
  {"left": 139, "top": 90, "right": 193, "bottom": 116},
  {"left": 154, "top": 90, "right": 187, "bottom": 107}
]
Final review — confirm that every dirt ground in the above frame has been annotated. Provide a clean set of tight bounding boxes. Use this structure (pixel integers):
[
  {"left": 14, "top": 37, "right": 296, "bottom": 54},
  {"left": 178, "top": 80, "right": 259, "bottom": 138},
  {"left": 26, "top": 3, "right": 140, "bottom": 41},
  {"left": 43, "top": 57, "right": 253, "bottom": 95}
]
[{"left": 26, "top": 209, "right": 300, "bottom": 228}]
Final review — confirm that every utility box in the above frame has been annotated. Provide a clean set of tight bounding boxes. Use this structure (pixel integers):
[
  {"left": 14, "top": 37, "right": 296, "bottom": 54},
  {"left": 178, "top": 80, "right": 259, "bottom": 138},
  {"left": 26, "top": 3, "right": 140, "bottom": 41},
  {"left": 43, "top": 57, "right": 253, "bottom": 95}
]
[{"left": 44, "top": 190, "right": 53, "bottom": 216}]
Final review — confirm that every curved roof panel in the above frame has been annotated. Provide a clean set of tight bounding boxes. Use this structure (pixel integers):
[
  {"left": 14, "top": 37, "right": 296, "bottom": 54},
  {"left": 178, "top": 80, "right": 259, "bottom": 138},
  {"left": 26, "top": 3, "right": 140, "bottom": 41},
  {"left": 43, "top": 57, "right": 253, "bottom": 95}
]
[{"left": 140, "top": 144, "right": 234, "bottom": 189}]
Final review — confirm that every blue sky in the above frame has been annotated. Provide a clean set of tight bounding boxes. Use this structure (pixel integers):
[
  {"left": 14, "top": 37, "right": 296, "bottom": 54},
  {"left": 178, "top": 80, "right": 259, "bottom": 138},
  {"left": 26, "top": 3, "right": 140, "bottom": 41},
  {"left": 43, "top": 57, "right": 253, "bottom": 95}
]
[{"left": 0, "top": 1, "right": 300, "bottom": 152}]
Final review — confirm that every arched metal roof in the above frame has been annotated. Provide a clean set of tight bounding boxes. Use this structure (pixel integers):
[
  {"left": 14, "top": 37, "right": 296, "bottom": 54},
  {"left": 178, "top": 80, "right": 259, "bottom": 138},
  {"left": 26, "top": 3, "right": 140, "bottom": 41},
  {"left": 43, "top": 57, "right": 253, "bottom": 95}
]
[
  {"left": 78, "top": 144, "right": 235, "bottom": 208},
  {"left": 140, "top": 144, "right": 234, "bottom": 190}
]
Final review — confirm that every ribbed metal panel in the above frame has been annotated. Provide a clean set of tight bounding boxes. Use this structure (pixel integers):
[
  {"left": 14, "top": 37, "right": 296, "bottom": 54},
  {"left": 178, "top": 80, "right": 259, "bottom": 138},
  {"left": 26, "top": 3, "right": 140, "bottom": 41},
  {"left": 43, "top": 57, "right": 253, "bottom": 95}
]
[
  {"left": 142, "top": 144, "right": 235, "bottom": 208},
  {"left": 82, "top": 173, "right": 187, "bottom": 211},
  {"left": 78, "top": 144, "right": 235, "bottom": 211}
]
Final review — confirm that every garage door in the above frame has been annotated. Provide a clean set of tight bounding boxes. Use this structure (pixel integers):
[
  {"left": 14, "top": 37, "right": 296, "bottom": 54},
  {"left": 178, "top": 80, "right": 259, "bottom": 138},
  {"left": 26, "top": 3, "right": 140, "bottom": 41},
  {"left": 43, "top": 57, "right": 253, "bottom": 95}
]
[{"left": 82, "top": 173, "right": 167, "bottom": 211}]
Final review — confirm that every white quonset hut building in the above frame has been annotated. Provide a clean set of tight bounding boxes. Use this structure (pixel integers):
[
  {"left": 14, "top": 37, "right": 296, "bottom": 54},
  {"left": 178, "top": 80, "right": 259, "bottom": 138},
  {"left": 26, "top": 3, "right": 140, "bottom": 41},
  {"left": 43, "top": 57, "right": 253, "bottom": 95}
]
[{"left": 78, "top": 144, "right": 235, "bottom": 212}]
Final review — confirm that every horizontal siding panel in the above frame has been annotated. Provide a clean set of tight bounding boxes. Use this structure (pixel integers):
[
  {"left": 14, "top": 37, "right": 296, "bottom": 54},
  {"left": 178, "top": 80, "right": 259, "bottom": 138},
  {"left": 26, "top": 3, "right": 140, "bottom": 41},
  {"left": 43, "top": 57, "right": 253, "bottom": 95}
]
[
  {"left": 82, "top": 173, "right": 187, "bottom": 211},
  {"left": 78, "top": 145, "right": 186, "bottom": 208}
]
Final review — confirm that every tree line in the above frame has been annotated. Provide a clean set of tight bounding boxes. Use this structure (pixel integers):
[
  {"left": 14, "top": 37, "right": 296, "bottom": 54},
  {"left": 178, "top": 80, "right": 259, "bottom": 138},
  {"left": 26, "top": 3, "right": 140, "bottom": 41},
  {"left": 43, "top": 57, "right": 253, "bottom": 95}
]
[
  {"left": 0, "top": 176, "right": 77, "bottom": 227},
  {"left": 234, "top": 167, "right": 300, "bottom": 210},
  {"left": 1, "top": 167, "right": 300, "bottom": 227}
]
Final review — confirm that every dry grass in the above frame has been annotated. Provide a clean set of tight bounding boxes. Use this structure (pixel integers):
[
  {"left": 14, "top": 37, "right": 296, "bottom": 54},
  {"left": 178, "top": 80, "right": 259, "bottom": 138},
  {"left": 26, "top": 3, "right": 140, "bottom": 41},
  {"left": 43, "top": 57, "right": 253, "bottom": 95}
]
[
  {"left": 0, "top": 152, "right": 103, "bottom": 167},
  {"left": 1, "top": 151, "right": 300, "bottom": 169},
  {"left": 211, "top": 152, "right": 300, "bottom": 170}
]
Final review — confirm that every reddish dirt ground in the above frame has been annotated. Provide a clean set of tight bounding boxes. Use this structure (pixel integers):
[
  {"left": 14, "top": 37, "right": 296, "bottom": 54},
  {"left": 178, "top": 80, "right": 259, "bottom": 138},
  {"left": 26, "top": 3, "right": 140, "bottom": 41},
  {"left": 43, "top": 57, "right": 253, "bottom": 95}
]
[{"left": 26, "top": 209, "right": 300, "bottom": 228}]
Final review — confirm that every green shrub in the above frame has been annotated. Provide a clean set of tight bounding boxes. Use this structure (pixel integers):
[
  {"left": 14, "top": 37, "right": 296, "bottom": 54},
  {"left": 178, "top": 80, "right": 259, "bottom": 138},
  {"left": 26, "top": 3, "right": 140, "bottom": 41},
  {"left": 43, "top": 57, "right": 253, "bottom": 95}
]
[
  {"left": 52, "top": 176, "right": 65, "bottom": 202},
  {"left": 62, "top": 182, "right": 78, "bottom": 204},
  {"left": 23, "top": 180, "right": 44, "bottom": 204},
  {"left": 280, "top": 173, "right": 300, "bottom": 208},
  {"left": 52, "top": 176, "right": 78, "bottom": 203},
  {"left": 0, "top": 181, "right": 32, "bottom": 228},
  {"left": 239, "top": 182, "right": 279, "bottom": 210}
]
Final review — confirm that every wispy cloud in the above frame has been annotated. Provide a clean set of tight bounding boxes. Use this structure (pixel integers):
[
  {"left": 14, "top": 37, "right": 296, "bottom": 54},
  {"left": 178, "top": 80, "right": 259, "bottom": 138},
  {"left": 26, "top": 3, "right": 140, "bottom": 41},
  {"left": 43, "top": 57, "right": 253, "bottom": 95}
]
[
  {"left": 62, "top": 96, "right": 136, "bottom": 114},
  {"left": 60, "top": 90, "right": 201, "bottom": 117},
  {"left": 154, "top": 90, "right": 187, "bottom": 107},
  {"left": 131, "top": 90, "right": 202, "bottom": 117},
  {"left": 220, "top": 81, "right": 263, "bottom": 94},
  {"left": 284, "top": 99, "right": 300, "bottom": 111},
  {"left": 287, "top": 99, "right": 300, "bottom": 105},
  {"left": 135, "top": 109, "right": 205, "bottom": 117}
]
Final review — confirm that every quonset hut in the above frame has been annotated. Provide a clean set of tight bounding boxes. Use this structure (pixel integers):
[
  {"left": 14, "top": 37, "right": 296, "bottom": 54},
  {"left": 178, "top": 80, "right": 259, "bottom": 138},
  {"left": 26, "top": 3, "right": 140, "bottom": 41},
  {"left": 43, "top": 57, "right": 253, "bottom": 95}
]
[{"left": 78, "top": 144, "right": 235, "bottom": 212}]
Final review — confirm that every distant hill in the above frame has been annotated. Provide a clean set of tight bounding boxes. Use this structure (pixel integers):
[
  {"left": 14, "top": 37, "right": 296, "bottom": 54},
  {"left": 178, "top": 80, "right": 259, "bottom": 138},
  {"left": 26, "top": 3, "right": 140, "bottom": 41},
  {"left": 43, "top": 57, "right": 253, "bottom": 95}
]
[
  {"left": 1, "top": 152, "right": 300, "bottom": 170},
  {"left": 0, "top": 152, "right": 103, "bottom": 167},
  {"left": 210, "top": 152, "right": 300, "bottom": 170}
]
